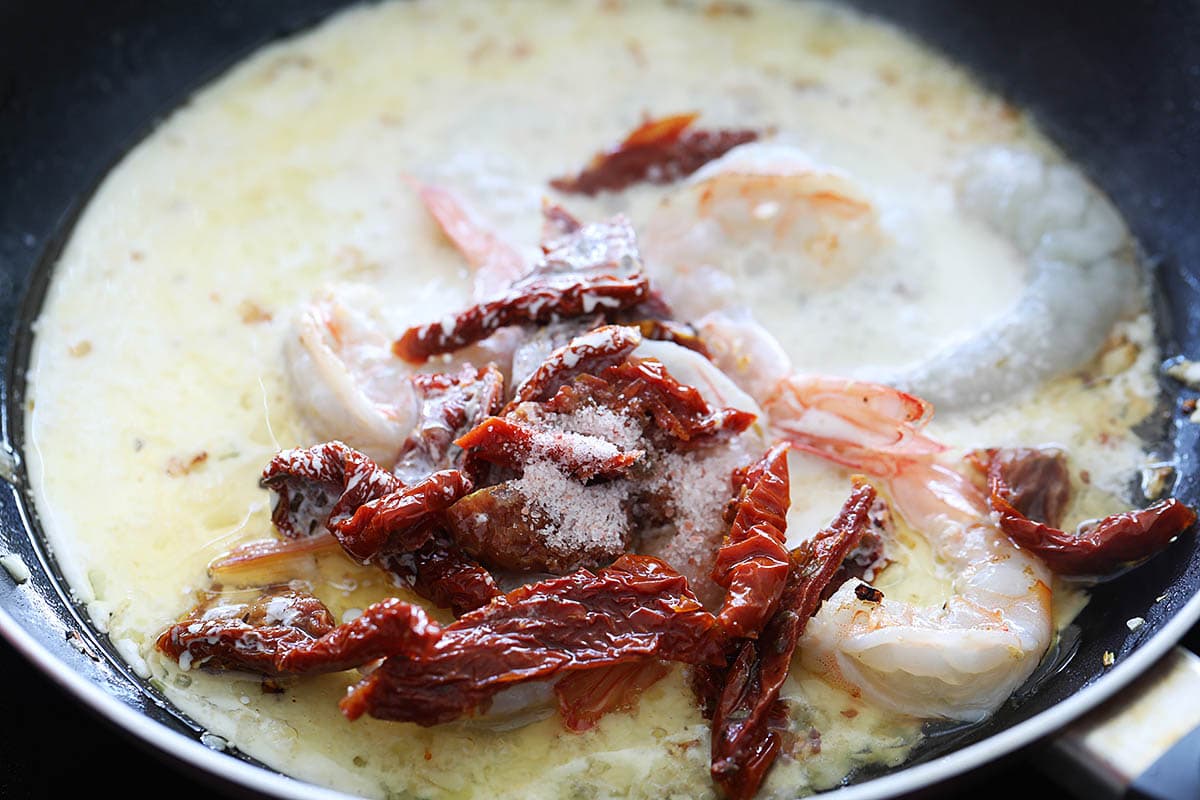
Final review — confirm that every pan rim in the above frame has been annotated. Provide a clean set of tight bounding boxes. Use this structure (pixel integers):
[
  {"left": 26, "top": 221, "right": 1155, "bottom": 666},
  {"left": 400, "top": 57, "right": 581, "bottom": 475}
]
[{"left": 3, "top": 584, "right": 1199, "bottom": 799}]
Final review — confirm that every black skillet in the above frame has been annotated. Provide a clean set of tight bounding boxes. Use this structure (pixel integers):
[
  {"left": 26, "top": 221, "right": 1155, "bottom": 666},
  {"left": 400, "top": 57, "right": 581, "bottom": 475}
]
[{"left": 2, "top": 1, "right": 1199, "bottom": 798}]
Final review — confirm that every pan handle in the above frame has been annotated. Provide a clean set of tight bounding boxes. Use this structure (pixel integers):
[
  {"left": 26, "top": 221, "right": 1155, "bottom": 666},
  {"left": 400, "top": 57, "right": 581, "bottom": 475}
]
[{"left": 1038, "top": 646, "right": 1200, "bottom": 800}]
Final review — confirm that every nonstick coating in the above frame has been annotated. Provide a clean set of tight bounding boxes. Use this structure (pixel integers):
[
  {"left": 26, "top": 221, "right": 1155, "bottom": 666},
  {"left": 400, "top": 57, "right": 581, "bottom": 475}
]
[{"left": 1, "top": 2, "right": 1198, "bottom": 798}]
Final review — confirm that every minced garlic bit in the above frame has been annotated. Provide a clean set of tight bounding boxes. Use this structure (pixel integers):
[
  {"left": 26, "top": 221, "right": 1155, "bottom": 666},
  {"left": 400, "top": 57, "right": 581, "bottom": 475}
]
[
  {"left": 1140, "top": 463, "right": 1175, "bottom": 502},
  {"left": 1102, "top": 651, "right": 1116, "bottom": 667},
  {"left": 1165, "top": 358, "right": 1200, "bottom": 389},
  {"left": 1125, "top": 617, "right": 1145, "bottom": 631},
  {"left": 0, "top": 554, "right": 31, "bottom": 584}
]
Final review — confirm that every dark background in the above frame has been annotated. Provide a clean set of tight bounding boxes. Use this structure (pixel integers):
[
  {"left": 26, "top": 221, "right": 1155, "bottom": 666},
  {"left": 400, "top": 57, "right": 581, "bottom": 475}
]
[{"left": 2, "top": 1, "right": 1199, "bottom": 799}]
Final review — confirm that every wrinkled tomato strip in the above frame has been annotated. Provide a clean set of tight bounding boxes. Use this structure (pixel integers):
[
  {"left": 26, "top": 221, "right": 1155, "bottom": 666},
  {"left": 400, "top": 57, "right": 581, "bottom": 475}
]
[
  {"left": 378, "top": 528, "right": 501, "bottom": 617},
  {"left": 972, "top": 447, "right": 1071, "bottom": 528},
  {"left": 394, "top": 364, "right": 505, "bottom": 484},
  {"left": 554, "top": 659, "right": 671, "bottom": 733},
  {"left": 711, "top": 443, "right": 792, "bottom": 639},
  {"left": 982, "top": 446, "right": 1197, "bottom": 574},
  {"left": 544, "top": 357, "right": 755, "bottom": 449},
  {"left": 992, "top": 494, "right": 1196, "bottom": 576},
  {"left": 156, "top": 588, "right": 441, "bottom": 677},
  {"left": 331, "top": 469, "right": 474, "bottom": 562},
  {"left": 710, "top": 482, "right": 876, "bottom": 800},
  {"left": 260, "top": 439, "right": 498, "bottom": 616},
  {"left": 394, "top": 272, "right": 650, "bottom": 363},
  {"left": 261, "top": 441, "right": 401, "bottom": 539},
  {"left": 394, "top": 216, "right": 650, "bottom": 364},
  {"left": 339, "top": 554, "right": 725, "bottom": 725},
  {"left": 550, "top": 112, "right": 759, "bottom": 195},
  {"left": 507, "top": 324, "right": 644, "bottom": 409},
  {"left": 455, "top": 416, "right": 644, "bottom": 481}
]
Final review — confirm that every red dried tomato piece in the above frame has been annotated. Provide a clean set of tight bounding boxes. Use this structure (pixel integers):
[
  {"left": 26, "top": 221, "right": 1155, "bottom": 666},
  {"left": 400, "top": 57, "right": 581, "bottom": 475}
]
[
  {"left": 331, "top": 469, "right": 474, "bottom": 562},
  {"left": 542, "top": 357, "right": 755, "bottom": 450},
  {"left": 339, "top": 554, "right": 724, "bottom": 725},
  {"left": 507, "top": 324, "right": 644, "bottom": 409},
  {"left": 554, "top": 659, "right": 671, "bottom": 733},
  {"left": 455, "top": 416, "right": 644, "bottom": 482},
  {"left": 378, "top": 529, "right": 501, "bottom": 617},
  {"left": 711, "top": 443, "right": 792, "bottom": 640},
  {"left": 394, "top": 364, "right": 505, "bottom": 484},
  {"left": 550, "top": 112, "right": 759, "bottom": 195},
  {"left": 261, "top": 441, "right": 402, "bottom": 539},
  {"left": 981, "top": 447, "right": 1197, "bottom": 574},
  {"left": 972, "top": 447, "right": 1072, "bottom": 528},
  {"left": 709, "top": 482, "right": 876, "bottom": 800},
  {"left": 393, "top": 216, "right": 650, "bottom": 363},
  {"left": 155, "top": 587, "right": 440, "bottom": 677}
]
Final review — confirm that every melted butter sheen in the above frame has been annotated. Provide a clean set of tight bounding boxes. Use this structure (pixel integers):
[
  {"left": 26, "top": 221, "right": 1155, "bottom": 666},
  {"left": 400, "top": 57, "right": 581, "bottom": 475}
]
[{"left": 25, "top": 1, "right": 1159, "bottom": 798}]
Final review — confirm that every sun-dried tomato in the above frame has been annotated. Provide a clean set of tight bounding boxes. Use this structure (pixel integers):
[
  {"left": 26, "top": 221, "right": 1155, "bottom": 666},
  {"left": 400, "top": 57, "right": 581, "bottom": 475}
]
[
  {"left": 393, "top": 216, "right": 650, "bottom": 363},
  {"left": 394, "top": 364, "right": 505, "bottom": 484},
  {"left": 331, "top": 469, "right": 474, "bottom": 562},
  {"left": 261, "top": 441, "right": 402, "bottom": 539},
  {"left": 507, "top": 324, "right": 644, "bottom": 409},
  {"left": 455, "top": 416, "right": 644, "bottom": 482},
  {"left": 711, "top": 443, "right": 791, "bottom": 640},
  {"left": 972, "top": 447, "right": 1071, "bottom": 528},
  {"left": 709, "top": 482, "right": 876, "bottom": 800},
  {"left": 550, "top": 113, "right": 759, "bottom": 195},
  {"left": 544, "top": 357, "right": 755, "bottom": 450},
  {"left": 444, "top": 481, "right": 634, "bottom": 574},
  {"left": 156, "top": 587, "right": 441, "bottom": 677},
  {"left": 980, "top": 447, "right": 1197, "bottom": 574},
  {"left": 825, "top": 492, "right": 892, "bottom": 598},
  {"left": 339, "top": 554, "right": 725, "bottom": 725},
  {"left": 554, "top": 659, "right": 671, "bottom": 733},
  {"left": 378, "top": 528, "right": 501, "bottom": 616}
]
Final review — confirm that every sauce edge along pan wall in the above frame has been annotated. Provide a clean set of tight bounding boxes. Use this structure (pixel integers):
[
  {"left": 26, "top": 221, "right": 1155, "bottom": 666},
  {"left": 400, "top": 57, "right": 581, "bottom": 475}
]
[{"left": 1, "top": 1, "right": 1198, "bottom": 798}]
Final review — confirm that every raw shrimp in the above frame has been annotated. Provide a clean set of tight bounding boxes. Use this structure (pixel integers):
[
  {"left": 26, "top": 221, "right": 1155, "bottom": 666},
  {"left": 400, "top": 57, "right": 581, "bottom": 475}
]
[
  {"left": 413, "top": 181, "right": 530, "bottom": 300},
  {"left": 693, "top": 308, "right": 793, "bottom": 406},
  {"left": 764, "top": 376, "right": 1053, "bottom": 722},
  {"left": 285, "top": 284, "right": 418, "bottom": 465},
  {"left": 879, "top": 146, "right": 1142, "bottom": 409},
  {"left": 800, "top": 458, "right": 1053, "bottom": 722},
  {"left": 641, "top": 142, "right": 885, "bottom": 321}
]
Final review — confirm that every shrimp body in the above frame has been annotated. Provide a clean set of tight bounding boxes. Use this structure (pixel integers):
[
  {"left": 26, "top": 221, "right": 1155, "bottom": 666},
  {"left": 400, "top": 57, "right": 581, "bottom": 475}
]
[
  {"left": 801, "top": 460, "right": 1053, "bottom": 722},
  {"left": 285, "top": 285, "right": 417, "bottom": 465},
  {"left": 880, "top": 146, "right": 1141, "bottom": 409},
  {"left": 764, "top": 376, "right": 1053, "bottom": 722},
  {"left": 642, "top": 143, "right": 885, "bottom": 321}
]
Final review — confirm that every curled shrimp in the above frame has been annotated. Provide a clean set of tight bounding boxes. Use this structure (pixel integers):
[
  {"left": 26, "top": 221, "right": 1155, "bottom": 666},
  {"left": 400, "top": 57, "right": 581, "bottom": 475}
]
[
  {"left": 641, "top": 142, "right": 885, "bottom": 321},
  {"left": 764, "top": 375, "right": 1053, "bottom": 722},
  {"left": 878, "top": 146, "right": 1142, "bottom": 409},
  {"left": 285, "top": 284, "right": 417, "bottom": 465}
]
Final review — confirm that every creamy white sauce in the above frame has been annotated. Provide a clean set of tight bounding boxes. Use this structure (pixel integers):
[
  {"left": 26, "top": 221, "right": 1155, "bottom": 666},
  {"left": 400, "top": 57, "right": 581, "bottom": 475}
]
[{"left": 23, "top": 1, "right": 1162, "bottom": 798}]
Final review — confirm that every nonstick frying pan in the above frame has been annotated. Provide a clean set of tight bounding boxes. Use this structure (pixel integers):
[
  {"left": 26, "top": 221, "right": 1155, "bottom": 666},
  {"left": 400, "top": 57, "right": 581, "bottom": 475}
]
[{"left": 2, "top": 1, "right": 1199, "bottom": 798}]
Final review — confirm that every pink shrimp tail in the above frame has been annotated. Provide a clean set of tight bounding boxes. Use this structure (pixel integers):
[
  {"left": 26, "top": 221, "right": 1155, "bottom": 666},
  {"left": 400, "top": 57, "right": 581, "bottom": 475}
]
[
  {"left": 763, "top": 375, "right": 947, "bottom": 477},
  {"left": 410, "top": 179, "right": 528, "bottom": 299}
]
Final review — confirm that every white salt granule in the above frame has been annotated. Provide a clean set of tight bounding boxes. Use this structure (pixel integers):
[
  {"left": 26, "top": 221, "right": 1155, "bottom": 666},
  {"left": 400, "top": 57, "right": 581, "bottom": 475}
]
[{"left": 511, "top": 460, "right": 628, "bottom": 556}]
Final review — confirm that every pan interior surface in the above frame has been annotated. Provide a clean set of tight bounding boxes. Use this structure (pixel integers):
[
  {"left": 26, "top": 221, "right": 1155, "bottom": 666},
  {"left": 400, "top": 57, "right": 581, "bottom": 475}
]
[{"left": 1, "top": 2, "right": 1198, "bottom": 799}]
